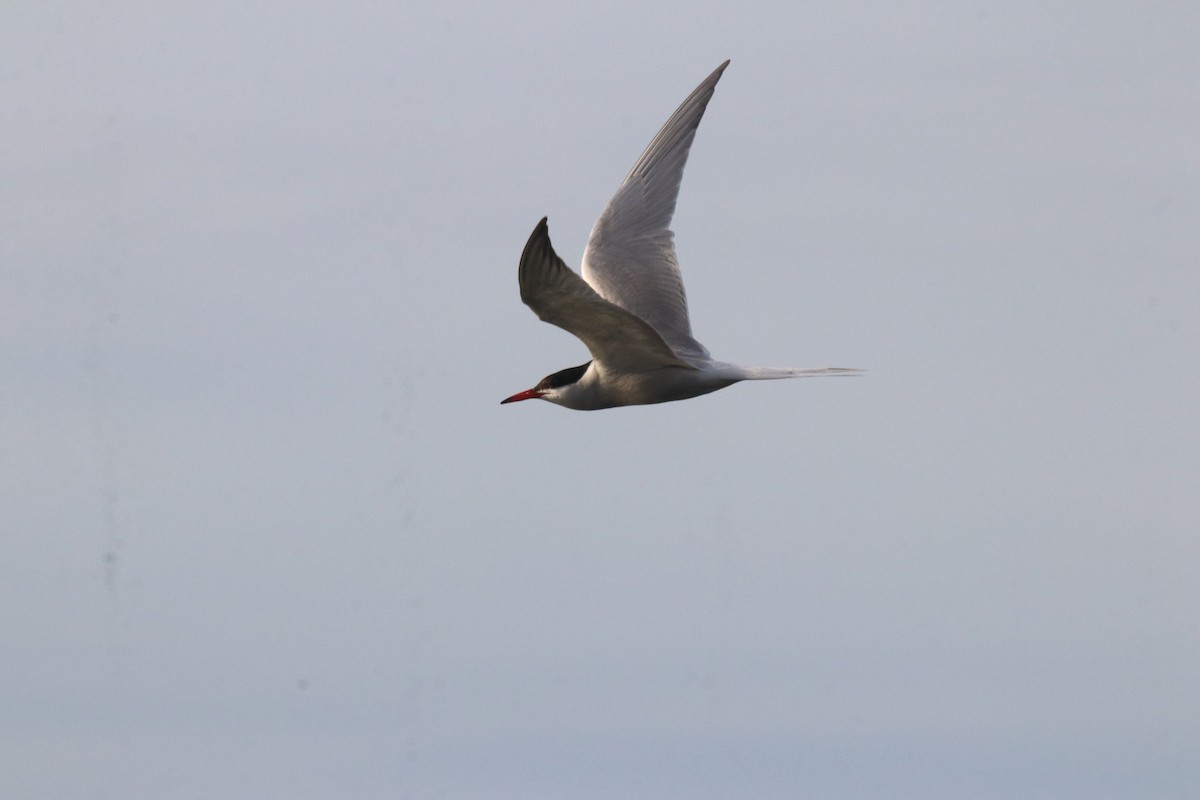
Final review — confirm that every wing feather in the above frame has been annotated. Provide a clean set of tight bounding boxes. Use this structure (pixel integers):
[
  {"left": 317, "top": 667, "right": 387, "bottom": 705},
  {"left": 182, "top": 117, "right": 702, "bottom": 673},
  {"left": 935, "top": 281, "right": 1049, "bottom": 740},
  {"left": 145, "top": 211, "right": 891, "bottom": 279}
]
[
  {"left": 580, "top": 60, "right": 730, "bottom": 364},
  {"left": 519, "top": 219, "right": 694, "bottom": 373}
]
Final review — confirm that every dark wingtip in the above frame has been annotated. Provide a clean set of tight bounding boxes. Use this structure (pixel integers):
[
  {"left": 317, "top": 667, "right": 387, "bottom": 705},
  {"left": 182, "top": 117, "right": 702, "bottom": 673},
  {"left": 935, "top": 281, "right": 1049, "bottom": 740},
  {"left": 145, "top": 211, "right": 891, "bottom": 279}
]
[
  {"left": 521, "top": 217, "right": 552, "bottom": 267},
  {"left": 526, "top": 217, "right": 550, "bottom": 248}
]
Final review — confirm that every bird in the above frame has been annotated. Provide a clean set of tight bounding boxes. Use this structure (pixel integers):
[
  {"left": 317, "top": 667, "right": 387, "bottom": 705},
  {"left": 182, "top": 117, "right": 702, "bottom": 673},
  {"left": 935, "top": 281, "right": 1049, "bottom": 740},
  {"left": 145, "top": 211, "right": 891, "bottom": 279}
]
[{"left": 502, "top": 60, "right": 860, "bottom": 410}]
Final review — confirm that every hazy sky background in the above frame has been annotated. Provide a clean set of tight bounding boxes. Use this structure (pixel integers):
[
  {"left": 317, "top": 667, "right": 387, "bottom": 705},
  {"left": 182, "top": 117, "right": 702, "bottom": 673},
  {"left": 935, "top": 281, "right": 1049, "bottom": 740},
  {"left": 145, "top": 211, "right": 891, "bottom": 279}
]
[{"left": 3, "top": 2, "right": 1198, "bottom": 798}]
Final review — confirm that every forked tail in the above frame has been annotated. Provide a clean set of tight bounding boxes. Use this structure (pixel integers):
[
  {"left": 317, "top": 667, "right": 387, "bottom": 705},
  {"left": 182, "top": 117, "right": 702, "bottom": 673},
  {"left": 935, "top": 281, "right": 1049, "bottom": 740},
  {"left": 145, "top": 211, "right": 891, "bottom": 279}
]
[{"left": 719, "top": 365, "right": 864, "bottom": 381}]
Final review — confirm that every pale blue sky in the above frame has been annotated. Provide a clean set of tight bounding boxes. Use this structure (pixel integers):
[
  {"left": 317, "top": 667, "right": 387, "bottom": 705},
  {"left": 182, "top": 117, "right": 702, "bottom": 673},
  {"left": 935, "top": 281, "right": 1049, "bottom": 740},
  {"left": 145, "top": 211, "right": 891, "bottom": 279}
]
[{"left": 3, "top": 2, "right": 1198, "bottom": 798}]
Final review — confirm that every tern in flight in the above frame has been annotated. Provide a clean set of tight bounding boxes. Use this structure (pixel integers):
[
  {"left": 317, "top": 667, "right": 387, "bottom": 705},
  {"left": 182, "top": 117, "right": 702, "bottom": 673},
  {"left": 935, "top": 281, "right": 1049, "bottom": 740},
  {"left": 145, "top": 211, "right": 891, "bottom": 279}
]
[{"left": 503, "top": 60, "right": 859, "bottom": 410}]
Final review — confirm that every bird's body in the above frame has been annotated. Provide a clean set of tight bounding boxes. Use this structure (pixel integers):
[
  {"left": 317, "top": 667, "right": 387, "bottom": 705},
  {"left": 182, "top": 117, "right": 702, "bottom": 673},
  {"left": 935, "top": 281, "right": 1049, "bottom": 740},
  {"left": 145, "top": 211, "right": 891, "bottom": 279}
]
[
  {"left": 506, "top": 359, "right": 737, "bottom": 411},
  {"left": 503, "top": 61, "right": 859, "bottom": 410}
]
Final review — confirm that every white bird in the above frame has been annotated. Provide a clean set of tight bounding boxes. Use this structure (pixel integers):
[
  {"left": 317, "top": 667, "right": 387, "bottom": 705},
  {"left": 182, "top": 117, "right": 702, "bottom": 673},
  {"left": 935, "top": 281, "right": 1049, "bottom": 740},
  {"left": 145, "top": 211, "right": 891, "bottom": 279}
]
[{"left": 503, "top": 60, "right": 859, "bottom": 410}]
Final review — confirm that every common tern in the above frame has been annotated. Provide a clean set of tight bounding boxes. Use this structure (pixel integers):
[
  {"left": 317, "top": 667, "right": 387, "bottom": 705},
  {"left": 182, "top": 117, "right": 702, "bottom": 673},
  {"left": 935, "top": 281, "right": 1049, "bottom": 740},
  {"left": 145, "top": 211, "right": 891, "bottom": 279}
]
[{"left": 503, "top": 60, "right": 859, "bottom": 410}]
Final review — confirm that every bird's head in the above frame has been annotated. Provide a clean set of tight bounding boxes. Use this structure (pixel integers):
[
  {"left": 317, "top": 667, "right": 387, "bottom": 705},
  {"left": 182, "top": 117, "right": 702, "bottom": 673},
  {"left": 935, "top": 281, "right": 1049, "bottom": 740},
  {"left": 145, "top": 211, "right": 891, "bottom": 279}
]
[{"left": 501, "top": 361, "right": 591, "bottom": 407}]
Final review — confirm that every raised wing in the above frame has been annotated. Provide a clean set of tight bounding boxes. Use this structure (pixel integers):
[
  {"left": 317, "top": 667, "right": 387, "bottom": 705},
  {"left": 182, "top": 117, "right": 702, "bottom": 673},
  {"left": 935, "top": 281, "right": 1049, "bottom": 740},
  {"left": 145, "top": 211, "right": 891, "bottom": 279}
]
[
  {"left": 580, "top": 60, "right": 729, "bottom": 365},
  {"left": 519, "top": 218, "right": 694, "bottom": 373}
]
